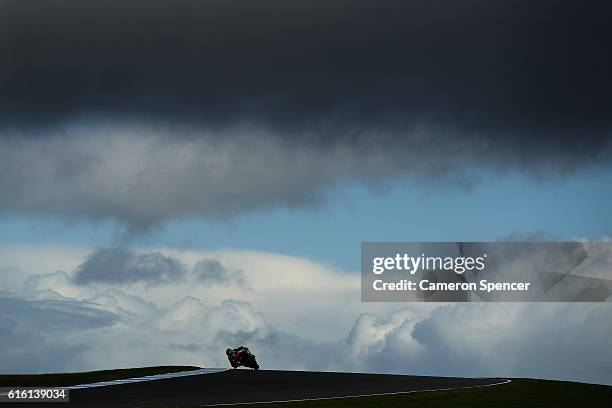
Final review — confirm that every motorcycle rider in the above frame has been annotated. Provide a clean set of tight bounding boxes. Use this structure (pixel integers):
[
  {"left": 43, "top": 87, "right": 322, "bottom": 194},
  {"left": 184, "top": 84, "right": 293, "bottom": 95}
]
[{"left": 226, "top": 346, "right": 257, "bottom": 369}]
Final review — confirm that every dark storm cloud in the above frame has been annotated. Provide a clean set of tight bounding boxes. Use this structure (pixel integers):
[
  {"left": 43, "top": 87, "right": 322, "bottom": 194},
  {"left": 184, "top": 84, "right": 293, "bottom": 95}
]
[
  {"left": 73, "top": 248, "right": 186, "bottom": 284},
  {"left": 0, "top": 0, "right": 611, "bottom": 225},
  {"left": 1, "top": 0, "right": 610, "bottom": 140}
]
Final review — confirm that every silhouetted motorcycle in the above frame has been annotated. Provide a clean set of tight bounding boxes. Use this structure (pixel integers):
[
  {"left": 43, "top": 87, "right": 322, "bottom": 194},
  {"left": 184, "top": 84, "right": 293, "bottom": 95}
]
[{"left": 226, "top": 347, "right": 260, "bottom": 370}]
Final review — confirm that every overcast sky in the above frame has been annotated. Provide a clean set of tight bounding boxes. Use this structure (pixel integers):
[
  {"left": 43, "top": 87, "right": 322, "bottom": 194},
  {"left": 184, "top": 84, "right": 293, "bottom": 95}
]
[{"left": 1, "top": 0, "right": 612, "bottom": 384}]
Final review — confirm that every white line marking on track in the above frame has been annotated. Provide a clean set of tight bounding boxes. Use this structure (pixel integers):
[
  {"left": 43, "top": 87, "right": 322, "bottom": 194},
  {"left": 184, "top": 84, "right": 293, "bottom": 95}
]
[
  {"left": 198, "top": 378, "right": 513, "bottom": 406},
  {"left": 0, "top": 368, "right": 227, "bottom": 397},
  {"left": 67, "top": 368, "right": 227, "bottom": 390}
]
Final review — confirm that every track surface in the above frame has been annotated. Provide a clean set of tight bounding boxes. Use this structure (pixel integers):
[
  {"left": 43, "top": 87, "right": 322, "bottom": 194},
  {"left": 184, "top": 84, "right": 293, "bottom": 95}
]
[{"left": 19, "top": 370, "right": 505, "bottom": 407}]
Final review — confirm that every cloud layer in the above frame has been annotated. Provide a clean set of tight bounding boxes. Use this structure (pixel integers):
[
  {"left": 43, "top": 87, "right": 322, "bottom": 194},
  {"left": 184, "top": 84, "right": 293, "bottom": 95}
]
[
  {"left": 1, "top": 121, "right": 610, "bottom": 228},
  {"left": 74, "top": 248, "right": 186, "bottom": 285},
  {"left": 1, "top": 1, "right": 611, "bottom": 226},
  {"left": 2, "top": 0, "right": 611, "bottom": 135}
]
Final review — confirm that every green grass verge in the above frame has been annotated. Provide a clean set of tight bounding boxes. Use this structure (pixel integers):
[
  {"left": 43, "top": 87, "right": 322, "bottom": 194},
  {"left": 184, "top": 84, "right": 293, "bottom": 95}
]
[
  {"left": 0, "top": 366, "right": 201, "bottom": 387},
  {"left": 196, "top": 379, "right": 612, "bottom": 408}
]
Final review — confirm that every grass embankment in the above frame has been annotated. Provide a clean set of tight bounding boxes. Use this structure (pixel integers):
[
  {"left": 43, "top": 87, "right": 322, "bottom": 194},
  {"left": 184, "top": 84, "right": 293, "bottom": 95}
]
[
  {"left": 0, "top": 365, "right": 201, "bottom": 387},
  {"left": 205, "top": 379, "right": 612, "bottom": 408}
]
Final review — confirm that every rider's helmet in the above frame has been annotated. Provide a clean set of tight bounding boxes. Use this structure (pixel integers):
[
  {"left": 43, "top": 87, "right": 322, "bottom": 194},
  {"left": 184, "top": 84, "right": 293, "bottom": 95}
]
[{"left": 226, "top": 348, "right": 232, "bottom": 356}]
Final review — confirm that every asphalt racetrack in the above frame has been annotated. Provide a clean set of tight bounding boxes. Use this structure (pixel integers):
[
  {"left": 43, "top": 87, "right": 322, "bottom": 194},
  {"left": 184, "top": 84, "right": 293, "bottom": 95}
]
[{"left": 26, "top": 369, "right": 507, "bottom": 407}]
